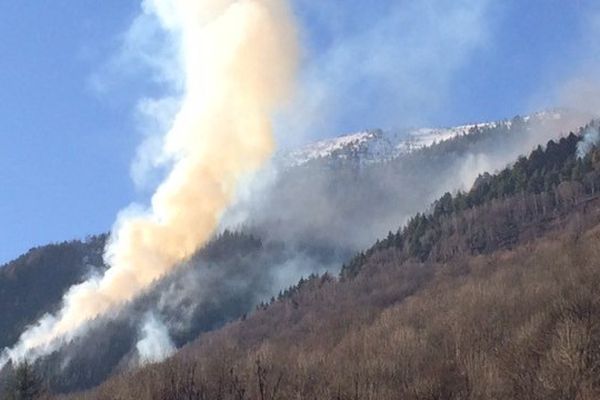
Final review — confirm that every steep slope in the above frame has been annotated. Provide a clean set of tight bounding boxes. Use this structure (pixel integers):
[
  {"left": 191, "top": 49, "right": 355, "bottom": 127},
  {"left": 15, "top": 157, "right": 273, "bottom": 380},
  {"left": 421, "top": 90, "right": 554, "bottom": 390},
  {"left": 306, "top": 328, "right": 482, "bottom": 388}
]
[
  {"left": 66, "top": 123, "right": 600, "bottom": 400},
  {"left": 24, "top": 231, "right": 341, "bottom": 393},
  {"left": 0, "top": 111, "right": 594, "bottom": 395},
  {"left": 0, "top": 236, "right": 106, "bottom": 350},
  {"left": 342, "top": 126, "right": 600, "bottom": 277},
  {"left": 277, "top": 109, "right": 575, "bottom": 168},
  {"left": 79, "top": 220, "right": 600, "bottom": 400},
  {"left": 235, "top": 110, "right": 592, "bottom": 253}
]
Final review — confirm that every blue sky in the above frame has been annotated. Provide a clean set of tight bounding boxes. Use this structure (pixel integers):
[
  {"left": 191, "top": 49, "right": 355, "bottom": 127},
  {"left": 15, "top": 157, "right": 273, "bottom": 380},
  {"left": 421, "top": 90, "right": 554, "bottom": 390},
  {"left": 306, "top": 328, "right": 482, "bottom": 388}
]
[{"left": 0, "top": 0, "right": 599, "bottom": 264}]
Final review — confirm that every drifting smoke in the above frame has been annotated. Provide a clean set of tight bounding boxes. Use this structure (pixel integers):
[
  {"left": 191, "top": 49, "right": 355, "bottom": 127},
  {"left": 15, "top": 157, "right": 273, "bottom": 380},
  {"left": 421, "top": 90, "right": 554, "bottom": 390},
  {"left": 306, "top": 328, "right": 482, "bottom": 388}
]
[
  {"left": 0, "top": 0, "right": 297, "bottom": 367},
  {"left": 577, "top": 126, "right": 600, "bottom": 159},
  {"left": 136, "top": 313, "right": 175, "bottom": 364},
  {"left": 222, "top": 111, "right": 593, "bottom": 253}
]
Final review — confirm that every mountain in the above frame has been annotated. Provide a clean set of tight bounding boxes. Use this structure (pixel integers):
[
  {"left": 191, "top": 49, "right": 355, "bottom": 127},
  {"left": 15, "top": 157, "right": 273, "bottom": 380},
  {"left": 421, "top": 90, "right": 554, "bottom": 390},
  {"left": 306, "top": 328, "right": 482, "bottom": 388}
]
[
  {"left": 67, "top": 120, "right": 600, "bottom": 400},
  {"left": 277, "top": 110, "right": 568, "bottom": 168},
  {"left": 0, "top": 236, "right": 106, "bottom": 350},
  {"left": 233, "top": 108, "right": 592, "bottom": 252},
  {"left": 0, "top": 110, "right": 596, "bottom": 396}
]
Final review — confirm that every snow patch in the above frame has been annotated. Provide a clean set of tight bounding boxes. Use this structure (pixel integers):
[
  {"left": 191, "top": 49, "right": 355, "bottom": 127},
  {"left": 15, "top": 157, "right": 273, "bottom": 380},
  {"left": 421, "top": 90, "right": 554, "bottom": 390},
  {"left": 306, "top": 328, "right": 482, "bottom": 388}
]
[{"left": 278, "top": 111, "right": 568, "bottom": 168}]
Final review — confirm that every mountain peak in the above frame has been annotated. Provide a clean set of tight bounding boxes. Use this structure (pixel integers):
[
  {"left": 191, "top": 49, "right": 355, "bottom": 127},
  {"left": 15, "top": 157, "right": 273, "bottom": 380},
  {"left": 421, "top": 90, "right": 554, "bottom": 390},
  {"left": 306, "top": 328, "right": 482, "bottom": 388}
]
[{"left": 279, "top": 110, "right": 574, "bottom": 168}]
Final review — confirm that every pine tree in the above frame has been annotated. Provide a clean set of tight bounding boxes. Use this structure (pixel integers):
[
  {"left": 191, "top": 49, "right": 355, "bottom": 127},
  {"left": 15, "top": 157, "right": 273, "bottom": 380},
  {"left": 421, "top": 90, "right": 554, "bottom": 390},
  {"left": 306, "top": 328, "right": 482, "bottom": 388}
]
[{"left": 3, "top": 361, "right": 44, "bottom": 400}]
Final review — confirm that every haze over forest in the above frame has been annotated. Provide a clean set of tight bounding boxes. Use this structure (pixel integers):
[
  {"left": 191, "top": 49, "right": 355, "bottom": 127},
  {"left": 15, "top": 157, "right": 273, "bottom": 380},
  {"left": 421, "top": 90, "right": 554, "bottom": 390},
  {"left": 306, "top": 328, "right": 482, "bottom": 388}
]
[{"left": 2, "top": 1, "right": 600, "bottom": 399}]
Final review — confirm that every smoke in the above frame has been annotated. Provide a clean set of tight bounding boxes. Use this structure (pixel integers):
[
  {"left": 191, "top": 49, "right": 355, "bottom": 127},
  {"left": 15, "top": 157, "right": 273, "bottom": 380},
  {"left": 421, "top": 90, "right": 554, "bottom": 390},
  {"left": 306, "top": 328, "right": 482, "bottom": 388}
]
[
  {"left": 453, "top": 112, "right": 595, "bottom": 191},
  {"left": 554, "top": 5, "right": 600, "bottom": 159},
  {"left": 149, "top": 236, "right": 337, "bottom": 342},
  {"left": 0, "top": 0, "right": 298, "bottom": 367},
  {"left": 577, "top": 126, "right": 600, "bottom": 159},
  {"left": 277, "top": 0, "right": 495, "bottom": 146},
  {"left": 538, "top": 3, "right": 600, "bottom": 120},
  {"left": 558, "top": 78, "right": 600, "bottom": 118},
  {"left": 222, "top": 111, "right": 593, "bottom": 255},
  {"left": 136, "top": 312, "right": 175, "bottom": 364}
]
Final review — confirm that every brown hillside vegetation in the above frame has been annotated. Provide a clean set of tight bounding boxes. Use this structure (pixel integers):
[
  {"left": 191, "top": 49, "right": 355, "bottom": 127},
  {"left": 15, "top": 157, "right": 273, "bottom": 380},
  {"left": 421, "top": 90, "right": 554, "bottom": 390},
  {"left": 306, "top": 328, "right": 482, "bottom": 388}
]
[
  {"left": 46, "top": 132, "right": 600, "bottom": 399},
  {"left": 66, "top": 206, "right": 600, "bottom": 400}
]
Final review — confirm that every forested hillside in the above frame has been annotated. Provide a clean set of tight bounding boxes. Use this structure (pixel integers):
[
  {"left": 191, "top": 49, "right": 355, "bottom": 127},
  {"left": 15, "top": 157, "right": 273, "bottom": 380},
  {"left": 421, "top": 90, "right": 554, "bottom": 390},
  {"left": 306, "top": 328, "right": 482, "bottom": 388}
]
[
  {"left": 52, "top": 124, "right": 600, "bottom": 399},
  {"left": 0, "top": 230, "right": 340, "bottom": 393},
  {"left": 1, "top": 117, "right": 598, "bottom": 398},
  {"left": 343, "top": 124, "right": 600, "bottom": 277},
  {"left": 228, "top": 111, "right": 588, "bottom": 252},
  {"left": 0, "top": 236, "right": 106, "bottom": 349},
  {"left": 75, "top": 220, "right": 600, "bottom": 400}
]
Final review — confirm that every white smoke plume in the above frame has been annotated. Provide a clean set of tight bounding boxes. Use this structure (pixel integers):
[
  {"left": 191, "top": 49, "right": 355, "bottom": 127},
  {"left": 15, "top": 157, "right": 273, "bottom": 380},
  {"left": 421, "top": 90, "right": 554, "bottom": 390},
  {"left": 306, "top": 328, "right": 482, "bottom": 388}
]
[
  {"left": 577, "top": 126, "right": 600, "bottom": 159},
  {"left": 278, "top": 0, "right": 494, "bottom": 147},
  {"left": 136, "top": 312, "right": 175, "bottom": 364},
  {"left": 0, "top": 0, "right": 297, "bottom": 367}
]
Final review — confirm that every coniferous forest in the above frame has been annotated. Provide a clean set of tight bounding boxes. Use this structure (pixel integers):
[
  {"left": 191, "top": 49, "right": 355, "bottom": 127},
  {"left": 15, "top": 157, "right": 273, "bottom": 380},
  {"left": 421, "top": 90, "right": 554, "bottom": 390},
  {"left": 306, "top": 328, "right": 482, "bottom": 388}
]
[
  {"left": 5, "top": 2, "right": 600, "bottom": 399},
  {"left": 0, "top": 124, "right": 588, "bottom": 399}
]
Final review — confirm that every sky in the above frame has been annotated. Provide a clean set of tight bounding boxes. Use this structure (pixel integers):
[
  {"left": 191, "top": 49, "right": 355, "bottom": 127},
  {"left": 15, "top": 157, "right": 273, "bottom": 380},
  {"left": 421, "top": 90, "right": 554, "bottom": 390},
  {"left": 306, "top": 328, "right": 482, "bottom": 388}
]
[{"left": 0, "top": 0, "right": 599, "bottom": 264}]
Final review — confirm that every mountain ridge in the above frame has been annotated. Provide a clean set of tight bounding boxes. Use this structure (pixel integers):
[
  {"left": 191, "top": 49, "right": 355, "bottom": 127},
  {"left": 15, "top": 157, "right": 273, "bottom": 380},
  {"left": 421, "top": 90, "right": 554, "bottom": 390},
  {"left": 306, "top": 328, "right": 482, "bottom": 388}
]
[
  {"left": 278, "top": 109, "right": 571, "bottom": 168},
  {"left": 1, "top": 110, "right": 598, "bottom": 396},
  {"left": 62, "top": 118, "right": 600, "bottom": 400}
]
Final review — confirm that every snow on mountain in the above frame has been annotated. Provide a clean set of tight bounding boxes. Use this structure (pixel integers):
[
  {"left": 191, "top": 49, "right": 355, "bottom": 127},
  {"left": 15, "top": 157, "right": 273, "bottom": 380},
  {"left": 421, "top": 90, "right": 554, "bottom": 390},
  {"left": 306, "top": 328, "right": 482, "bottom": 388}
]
[
  {"left": 278, "top": 110, "right": 573, "bottom": 168},
  {"left": 395, "top": 122, "right": 501, "bottom": 154},
  {"left": 279, "top": 130, "right": 395, "bottom": 167},
  {"left": 278, "top": 122, "right": 503, "bottom": 168}
]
